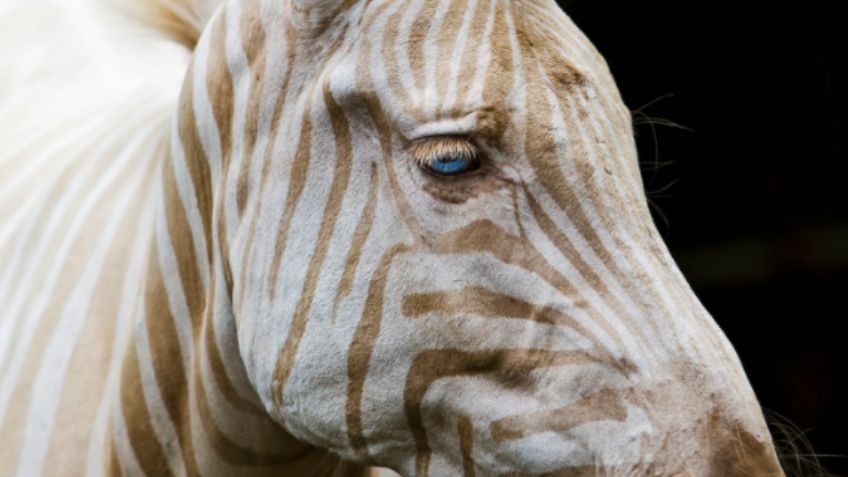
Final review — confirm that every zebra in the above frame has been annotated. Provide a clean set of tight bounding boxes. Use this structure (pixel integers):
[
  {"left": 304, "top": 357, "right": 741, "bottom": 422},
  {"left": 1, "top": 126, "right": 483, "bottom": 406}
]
[{"left": 0, "top": 0, "right": 786, "bottom": 475}]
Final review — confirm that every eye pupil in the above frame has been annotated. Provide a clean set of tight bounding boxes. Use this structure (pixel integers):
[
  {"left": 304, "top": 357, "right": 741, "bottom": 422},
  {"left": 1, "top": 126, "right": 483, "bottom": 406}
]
[{"left": 426, "top": 155, "right": 479, "bottom": 176}]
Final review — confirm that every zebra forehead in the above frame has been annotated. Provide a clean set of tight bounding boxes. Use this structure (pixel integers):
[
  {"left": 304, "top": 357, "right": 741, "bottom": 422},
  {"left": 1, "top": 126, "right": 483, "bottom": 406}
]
[{"left": 303, "top": 1, "right": 606, "bottom": 133}]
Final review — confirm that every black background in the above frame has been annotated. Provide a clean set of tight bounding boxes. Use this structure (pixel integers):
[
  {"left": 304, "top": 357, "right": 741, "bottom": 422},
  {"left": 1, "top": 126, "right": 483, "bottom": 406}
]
[{"left": 558, "top": 1, "right": 847, "bottom": 474}]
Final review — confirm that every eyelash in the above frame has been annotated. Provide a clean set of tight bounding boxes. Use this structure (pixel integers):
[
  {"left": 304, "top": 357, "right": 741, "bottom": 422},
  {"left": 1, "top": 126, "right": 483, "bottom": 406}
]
[{"left": 411, "top": 137, "right": 482, "bottom": 177}]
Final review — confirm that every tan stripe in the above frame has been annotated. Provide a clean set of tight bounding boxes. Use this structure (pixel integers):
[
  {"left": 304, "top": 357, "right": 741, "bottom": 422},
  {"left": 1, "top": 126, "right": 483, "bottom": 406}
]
[
  {"left": 234, "top": 0, "right": 266, "bottom": 214},
  {"left": 302, "top": 0, "right": 359, "bottom": 38},
  {"left": 193, "top": 322, "right": 290, "bottom": 466},
  {"left": 235, "top": 24, "right": 297, "bottom": 307},
  {"left": 0, "top": 135, "right": 151, "bottom": 466},
  {"left": 347, "top": 218, "right": 633, "bottom": 463},
  {"left": 203, "top": 300, "right": 265, "bottom": 415},
  {"left": 265, "top": 103, "right": 312, "bottom": 299},
  {"left": 204, "top": 11, "right": 238, "bottom": 300},
  {"left": 521, "top": 185, "right": 650, "bottom": 352},
  {"left": 433, "top": 0, "right": 470, "bottom": 102},
  {"left": 357, "top": 53, "right": 422, "bottom": 238},
  {"left": 433, "top": 220, "right": 627, "bottom": 355},
  {"left": 490, "top": 388, "right": 630, "bottom": 443},
  {"left": 162, "top": 154, "right": 204, "bottom": 329},
  {"left": 402, "top": 286, "right": 599, "bottom": 345},
  {"left": 206, "top": 12, "right": 234, "bottom": 172},
  {"left": 481, "top": 1, "right": 514, "bottom": 117},
  {"left": 379, "top": 2, "right": 426, "bottom": 122},
  {"left": 332, "top": 162, "right": 378, "bottom": 322},
  {"left": 457, "top": 415, "right": 476, "bottom": 477},
  {"left": 538, "top": 74, "right": 677, "bottom": 354},
  {"left": 179, "top": 69, "right": 215, "bottom": 294},
  {"left": 452, "top": 0, "right": 491, "bottom": 112},
  {"left": 217, "top": 173, "right": 236, "bottom": 293},
  {"left": 346, "top": 244, "right": 410, "bottom": 462},
  {"left": 405, "top": 0, "right": 438, "bottom": 92},
  {"left": 270, "top": 82, "right": 355, "bottom": 410},
  {"left": 404, "top": 349, "right": 604, "bottom": 477},
  {"left": 42, "top": 158, "right": 159, "bottom": 475},
  {"left": 118, "top": 336, "right": 176, "bottom": 477},
  {"left": 519, "top": 54, "right": 657, "bottom": 353},
  {"left": 139, "top": 244, "right": 201, "bottom": 476},
  {"left": 105, "top": 419, "right": 124, "bottom": 477}
]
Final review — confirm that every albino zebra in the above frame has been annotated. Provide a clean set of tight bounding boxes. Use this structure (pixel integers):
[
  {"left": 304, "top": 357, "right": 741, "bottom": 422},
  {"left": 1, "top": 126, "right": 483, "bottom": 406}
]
[{"left": 0, "top": 0, "right": 785, "bottom": 475}]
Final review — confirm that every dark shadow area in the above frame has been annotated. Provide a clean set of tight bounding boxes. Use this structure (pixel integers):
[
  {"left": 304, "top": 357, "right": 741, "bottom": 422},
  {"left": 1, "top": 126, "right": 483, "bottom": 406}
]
[{"left": 558, "top": 1, "right": 848, "bottom": 474}]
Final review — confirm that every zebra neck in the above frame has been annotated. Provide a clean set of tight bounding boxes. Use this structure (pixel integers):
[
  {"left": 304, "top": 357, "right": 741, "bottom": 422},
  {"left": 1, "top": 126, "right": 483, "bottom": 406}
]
[{"left": 104, "top": 176, "right": 365, "bottom": 476}]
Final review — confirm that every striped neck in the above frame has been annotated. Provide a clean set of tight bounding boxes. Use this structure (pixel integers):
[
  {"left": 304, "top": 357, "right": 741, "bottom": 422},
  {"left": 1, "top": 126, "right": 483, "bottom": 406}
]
[{"left": 105, "top": 62, "right": 366, "bottom": 476}]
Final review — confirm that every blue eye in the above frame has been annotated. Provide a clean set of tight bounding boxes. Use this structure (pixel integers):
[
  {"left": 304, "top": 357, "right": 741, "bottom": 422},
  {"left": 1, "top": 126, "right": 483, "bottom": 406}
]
[
  {"left": 424, "top": 154, "right": 480, "bottom": 176},
  {"left": 411, "top": 137, "right": 482, "bottom": 177}
]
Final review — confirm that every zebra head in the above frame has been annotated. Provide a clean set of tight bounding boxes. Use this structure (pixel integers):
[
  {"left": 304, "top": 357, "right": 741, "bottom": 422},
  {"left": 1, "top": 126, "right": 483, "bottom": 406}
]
[{"left": 179, "top": 0, "right": 784, "bottom": 474}]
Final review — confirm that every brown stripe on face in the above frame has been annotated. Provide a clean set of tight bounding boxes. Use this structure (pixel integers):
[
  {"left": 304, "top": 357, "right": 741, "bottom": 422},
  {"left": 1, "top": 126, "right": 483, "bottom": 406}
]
[
  {"left": 404, "top": 348, "right": 611, "bottom": 477},
  {"left": 405, "top": 0, "right": 439, "bottom": 94},
  {"left": 480, "top": 0, "right": 515, "bottom": 125},
  {"left": 238, "top": 8, "right": 353, "bottom": 309},
  {"left": 270, "top": 80, "right": 356, "bottom": 411},
  {"left": 205, "top": 10, "right": 238, "bottom": 296},
  {"left": 452, "top": 0, "right": 492, "bottom": 113},
  {"left": 563, "top": 89, "right": 717, "bottom": 360},
  {"left": 356, "top": 49, "right": 422, "bottom": 238},
  {"left": 433, "top": 0, "right": 471, "bottom": 104},
  {"left": 490, "top": 388, "right": 631, "bottom": 443},
  {"left": 202, "top": 298, "right": 264, "bottom": 415},
  {"left": 265, "top": 103, "right": 312, "bottom": 300},
  {"left": 235, "top": 24, "right": 297, "bottom": 308},
  {"left": 536, "top": 70, "right": 685, "bottom": 357},
  {"left": 432, "top": 220, "right": 627, "bottom": 354},
  {"left": 568, "top": 89, "right": 716, "bottom": 360},
  {"left": 346, "top": 244, "right": 411, "bottom": 462},
  {"left": 518, "top": 51, "right": 667, "bottom": 356},
  {"left": 378, "top": 2, "right": 426, "bottom": 123},
  {"left": 346, "top": 219, "right": 632, "bottom": 463},
  {"left": 520, "top": 184, "right": 653, "bottom": 356},
  {"left": 333, "top": 162, "right": 379, "bottom": 322},
  {"left": 235, "top": 0, "right": 267, "bottom": 214},
  {"left": 239, "top": 0, "right": 266, "bottom": 158},
  {"left": 401, "top": 286, "right": 600, "bottom": 348},
  {"left": 458, "top": 415, "right": 476, "bottom": 477}
]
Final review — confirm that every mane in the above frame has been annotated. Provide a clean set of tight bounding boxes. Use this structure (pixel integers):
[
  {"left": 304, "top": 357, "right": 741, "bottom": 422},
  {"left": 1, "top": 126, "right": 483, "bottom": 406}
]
[
  {"left": 0, "top": 0, "right": 222, "bottom": 224},
  {"left": 111, "top": 0, "right": 223, "bottom": 48}
]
